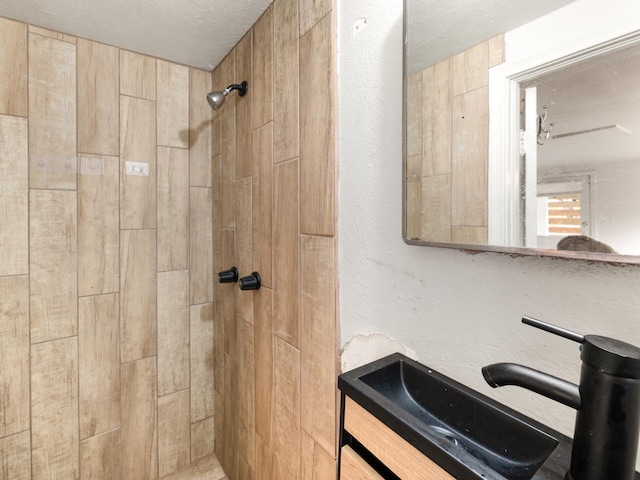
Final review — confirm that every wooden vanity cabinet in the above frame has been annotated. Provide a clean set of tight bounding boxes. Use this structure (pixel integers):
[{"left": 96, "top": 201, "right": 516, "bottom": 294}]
[{"left": 340, "top": 397, "right": 455, "bottom": 480}]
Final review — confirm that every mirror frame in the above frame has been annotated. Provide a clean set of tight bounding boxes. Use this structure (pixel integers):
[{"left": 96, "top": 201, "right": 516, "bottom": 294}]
[{"left": 402, "top": 0, "right": 640, "bottom": 265}]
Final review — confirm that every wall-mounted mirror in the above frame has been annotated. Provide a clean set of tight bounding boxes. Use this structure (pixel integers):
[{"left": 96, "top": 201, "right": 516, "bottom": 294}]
[{"left": 403, "top": 0, "right": 640, "bottom": 264}]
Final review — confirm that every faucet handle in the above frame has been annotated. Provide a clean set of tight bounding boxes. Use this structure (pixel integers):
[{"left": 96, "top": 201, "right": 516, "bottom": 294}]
[{"left": 522, "top": 315, "right": 585, "bottom": 343}]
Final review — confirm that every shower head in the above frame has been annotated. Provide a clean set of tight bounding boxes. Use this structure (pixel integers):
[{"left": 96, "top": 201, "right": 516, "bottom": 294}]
[{"left": 206, "top": 81, "right": 248, "bottom": 110}]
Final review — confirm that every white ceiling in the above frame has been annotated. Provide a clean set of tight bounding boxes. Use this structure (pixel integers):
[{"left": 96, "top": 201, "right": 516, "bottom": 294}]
[{"left": 0, "top": 0, "right": 273, "bottom": 71}]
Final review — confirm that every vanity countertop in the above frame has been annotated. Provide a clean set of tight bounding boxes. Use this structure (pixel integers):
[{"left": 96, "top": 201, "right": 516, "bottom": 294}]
[{"left": 338, "top": 353, "right": 640, "bottom": 480}]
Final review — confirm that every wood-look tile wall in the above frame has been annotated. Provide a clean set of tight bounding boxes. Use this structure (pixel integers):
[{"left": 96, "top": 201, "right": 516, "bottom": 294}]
[
  {"left": 211, "top": 0, "right": 338, "bottom": 478},
  {"left": 406, "top": 36, "right": 504, "bottom": 244},
  {"left": 0, "top": 16, "right": 215, "bottom": 479}
]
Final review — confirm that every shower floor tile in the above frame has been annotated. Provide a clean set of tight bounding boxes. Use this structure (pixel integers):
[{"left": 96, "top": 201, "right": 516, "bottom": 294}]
[{"left": 162, "top": 455, "right": 227, "bottom": 480}]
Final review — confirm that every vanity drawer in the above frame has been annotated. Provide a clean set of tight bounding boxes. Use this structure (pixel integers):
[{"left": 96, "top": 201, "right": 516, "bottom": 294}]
[
  {"left": 341, "top": 445, "right": 384, "bottom": 480},
  {"left": 343, "top": 397, "right": 454, "bottom": 480}
]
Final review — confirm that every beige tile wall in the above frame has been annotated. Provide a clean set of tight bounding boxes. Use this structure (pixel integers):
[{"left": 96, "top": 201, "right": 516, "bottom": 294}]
[
  {"left": 211, "top": 0, "right": 339, "bottom": 478},
  {"left": 0, "top": 16, "right": 215, "bottom": 479},
  {"left": 406, "top": 35, "right": 504, "bottom": 244}
]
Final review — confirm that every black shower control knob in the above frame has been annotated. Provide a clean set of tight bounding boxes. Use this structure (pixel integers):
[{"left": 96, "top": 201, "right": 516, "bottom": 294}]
[
  {"left": 239, "top": 272, "right": 261, "bottom": 290},
  {"left": 218, "top": 267, "right": 239, "bottom": 283}
]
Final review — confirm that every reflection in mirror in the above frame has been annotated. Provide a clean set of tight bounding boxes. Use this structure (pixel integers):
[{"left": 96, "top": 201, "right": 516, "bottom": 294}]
[
  {"left": 405, "top": 34, "right": 502, "bottom": 245},
  {"left": 523, "top": 43, "right": 640, "bottom": 255},
  {"left": 404, "top": 0, "right": 640, "bottom": 263}
]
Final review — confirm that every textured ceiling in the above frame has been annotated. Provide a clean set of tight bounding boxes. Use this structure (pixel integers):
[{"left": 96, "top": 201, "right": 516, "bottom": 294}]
[{"left": 0, "top": 0, "right": 273, "bottom": 71}]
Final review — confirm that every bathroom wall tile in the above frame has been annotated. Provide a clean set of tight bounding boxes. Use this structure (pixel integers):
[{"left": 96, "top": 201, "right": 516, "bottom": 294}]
[
  {"left": 252, "top": 122, "right": 273, "bottom": 288},
  {"left": 236, "top": 32, "right": 253, "bottom": 179},
  {"left": 191, "top": 303, "right": 214, "bottom": 422},
  {"left": 159, "top": 390, "right": 191, "bottom": 477},
  {"left": 29, "top": 32, "right": 77, "bottom": 190},
  {"left": 406, "top": 71, "right": 422, "bottom": 158},
  {"left": 157, "top": 60, "right": 190, "bottom": 148},
  {"left": 254, "top": 288, "right": 274, "bottom": 449},
  {"left": 31, "top": 337, "right": 79, "bottom": 480},
  {"left": 221, "top": 229, "right": 237, "bottom": 360},
  {"left": 80, "top": 429, "right": 122, "bottom": 480},
  {"left": 120, "top": 95, "right": 157, "bottom": 229},
  {"left": 77, "top": 38, "right": 119, "bottom": 155},
  {"left": 273, "top": 160, "right": 299, "bottom": 347},
  {"left": 235, "top": 179, "right": 253, "bottom": 269},
  {"left": 239, "top": 459, "right": 254, "bottom": 479},
  {"left": 451, "top": 87, "right": 488, "bottom": 228},
  {"left": 299, "top": 0, "right": 331, "bottom": 37},
  {"left": 213, "top": 6, "right": 338, "bottom": 476},
  {"left": 300, "top": 15, "right": 334, "bottom": 236},
  {"left": 213, "top": 281, "right": 225, "bottom": 395},
  {"left": 0, "top": 276, "right": 29, "bottom": 439},
  {"left": 212, "top": 67, "right": 222, "bottom": 158},
  {"left": 0, "top": 18, "right": 27, "bottom": 117},
  {"left": 274, "top": 336, "right": 301, "bottom": 480},
  {"left": 120, "top": 49, "right": 156, "bottom": 100},
  {"left": 300, "top": 234, "right": 337, "bottom": 457},
  {"left": 190, "top": 68, "right": 213, "bottom": 187},
  {"left": 214, "top": 389, "right": 225, "bottom": 461},
  {"left": 238, "top": 319, "right": 256, "bottom": 470},
  {"left": 220, "top": 55, "right": 237, "bottom": 229},
  {"left": 0, "top": 430, "right": 31, "bottom": 480},
  {"left": 452, "top": 40, "right": 488, "bottom": 97},
  {"left": 190, "top": 187, "right": 214, "bottom": 305},
  {"left": 273, "top": 0, "right": 299, "bottom": 164},
  {"left": 255, "top": 435, "right": 275, "bottom": 480},
  {"left": 79, "top": 293, "right": 120, "bottom": 440},
  {"left": 300, "top": 430, "right": 336, "bottom": 480},
  {"left": 120, "top": 229, "right": 157, "bottom": 363},
  {"left": 421, "top": 174, "right": 452, "bottom": 242},
  {"left": 78, "top": 154, "right": 120, "bottom": 296},
  {"left": 406, "top": 153, "right": 421, "bottom": 182},
  {"left": 191, "top": 416, "right": 215, "bottom": 462},
  {"left": 0, "top": 115, "right": 28, "bottom": 276},
  {"left": 488, "top": 34, "right": 505, "bottom": 67},
  {"left": 121, "top": 357, "right": 158, "bottom": 480},
  {"left": 157, "top": 147, "right": 189, "bottom": 272},
  {"left": 223, "top": 354, "right": 240, "bottom": 479},
  {"left": 212, "top": 154, "right": 223, "bottom": 271},
  {"left": 236, "top": 177, "right": 253, "bottom": 324},
  {"left": 28, "top": 24, "right": 76, "bottom": 43},
  {"left": 158, "top": 270, "right": 190, "bottom": 397},
  {"left": 252, "top": 7, "right": 273, "bottom": 129},
  {"left": 452, "top": 226, "right": 488, "bottom": 244},
  {"left": 29, "top": 190, "right": 78, "bottom": 344},
  {"left": 406, "top": 177, "right": 421, "bottom": 240},
  {"left": 422, "top": 59, "right": 452, "bottom": 177}
]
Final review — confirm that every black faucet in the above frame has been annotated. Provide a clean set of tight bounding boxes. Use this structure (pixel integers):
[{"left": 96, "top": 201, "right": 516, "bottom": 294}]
[{"left": 482, "top": 316, "right": 640, "bottom": 480}]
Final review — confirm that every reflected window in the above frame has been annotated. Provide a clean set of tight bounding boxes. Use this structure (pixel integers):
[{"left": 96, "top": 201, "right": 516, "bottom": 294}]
[
  {"left": 537, "top": 175, "right": 591, "bottom": 249},
  {"left": 539, "top": 194, "right": 582, "bottom": 236}
]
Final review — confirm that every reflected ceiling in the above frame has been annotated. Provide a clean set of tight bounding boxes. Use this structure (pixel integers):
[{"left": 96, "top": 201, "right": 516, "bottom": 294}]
[{"left": 407, "top": 0, "right": 578, "bottom": 75}]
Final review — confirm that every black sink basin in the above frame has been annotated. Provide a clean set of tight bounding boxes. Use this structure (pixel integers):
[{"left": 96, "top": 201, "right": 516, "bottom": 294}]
[{"left": 339, "top": 353, "right": 560, "bottom": 480}]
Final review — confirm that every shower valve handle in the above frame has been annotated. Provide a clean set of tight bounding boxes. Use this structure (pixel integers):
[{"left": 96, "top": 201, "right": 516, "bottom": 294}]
[
  {"left": 239, "top": 272, "right": 261, "bottom": 290},
  {"left": 218, "top": 267, "right": 239, "bottom": 283}
]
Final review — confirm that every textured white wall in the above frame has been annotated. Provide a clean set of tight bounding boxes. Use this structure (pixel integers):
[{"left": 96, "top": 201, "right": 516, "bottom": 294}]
[{"left": 337, "top": 0, "right": 640, "bottom": 447}]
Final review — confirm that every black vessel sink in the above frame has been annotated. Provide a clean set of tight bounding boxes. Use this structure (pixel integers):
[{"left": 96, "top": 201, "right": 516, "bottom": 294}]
[{"left": 339, "top": 353, "right": 560, "bottom": 480}]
